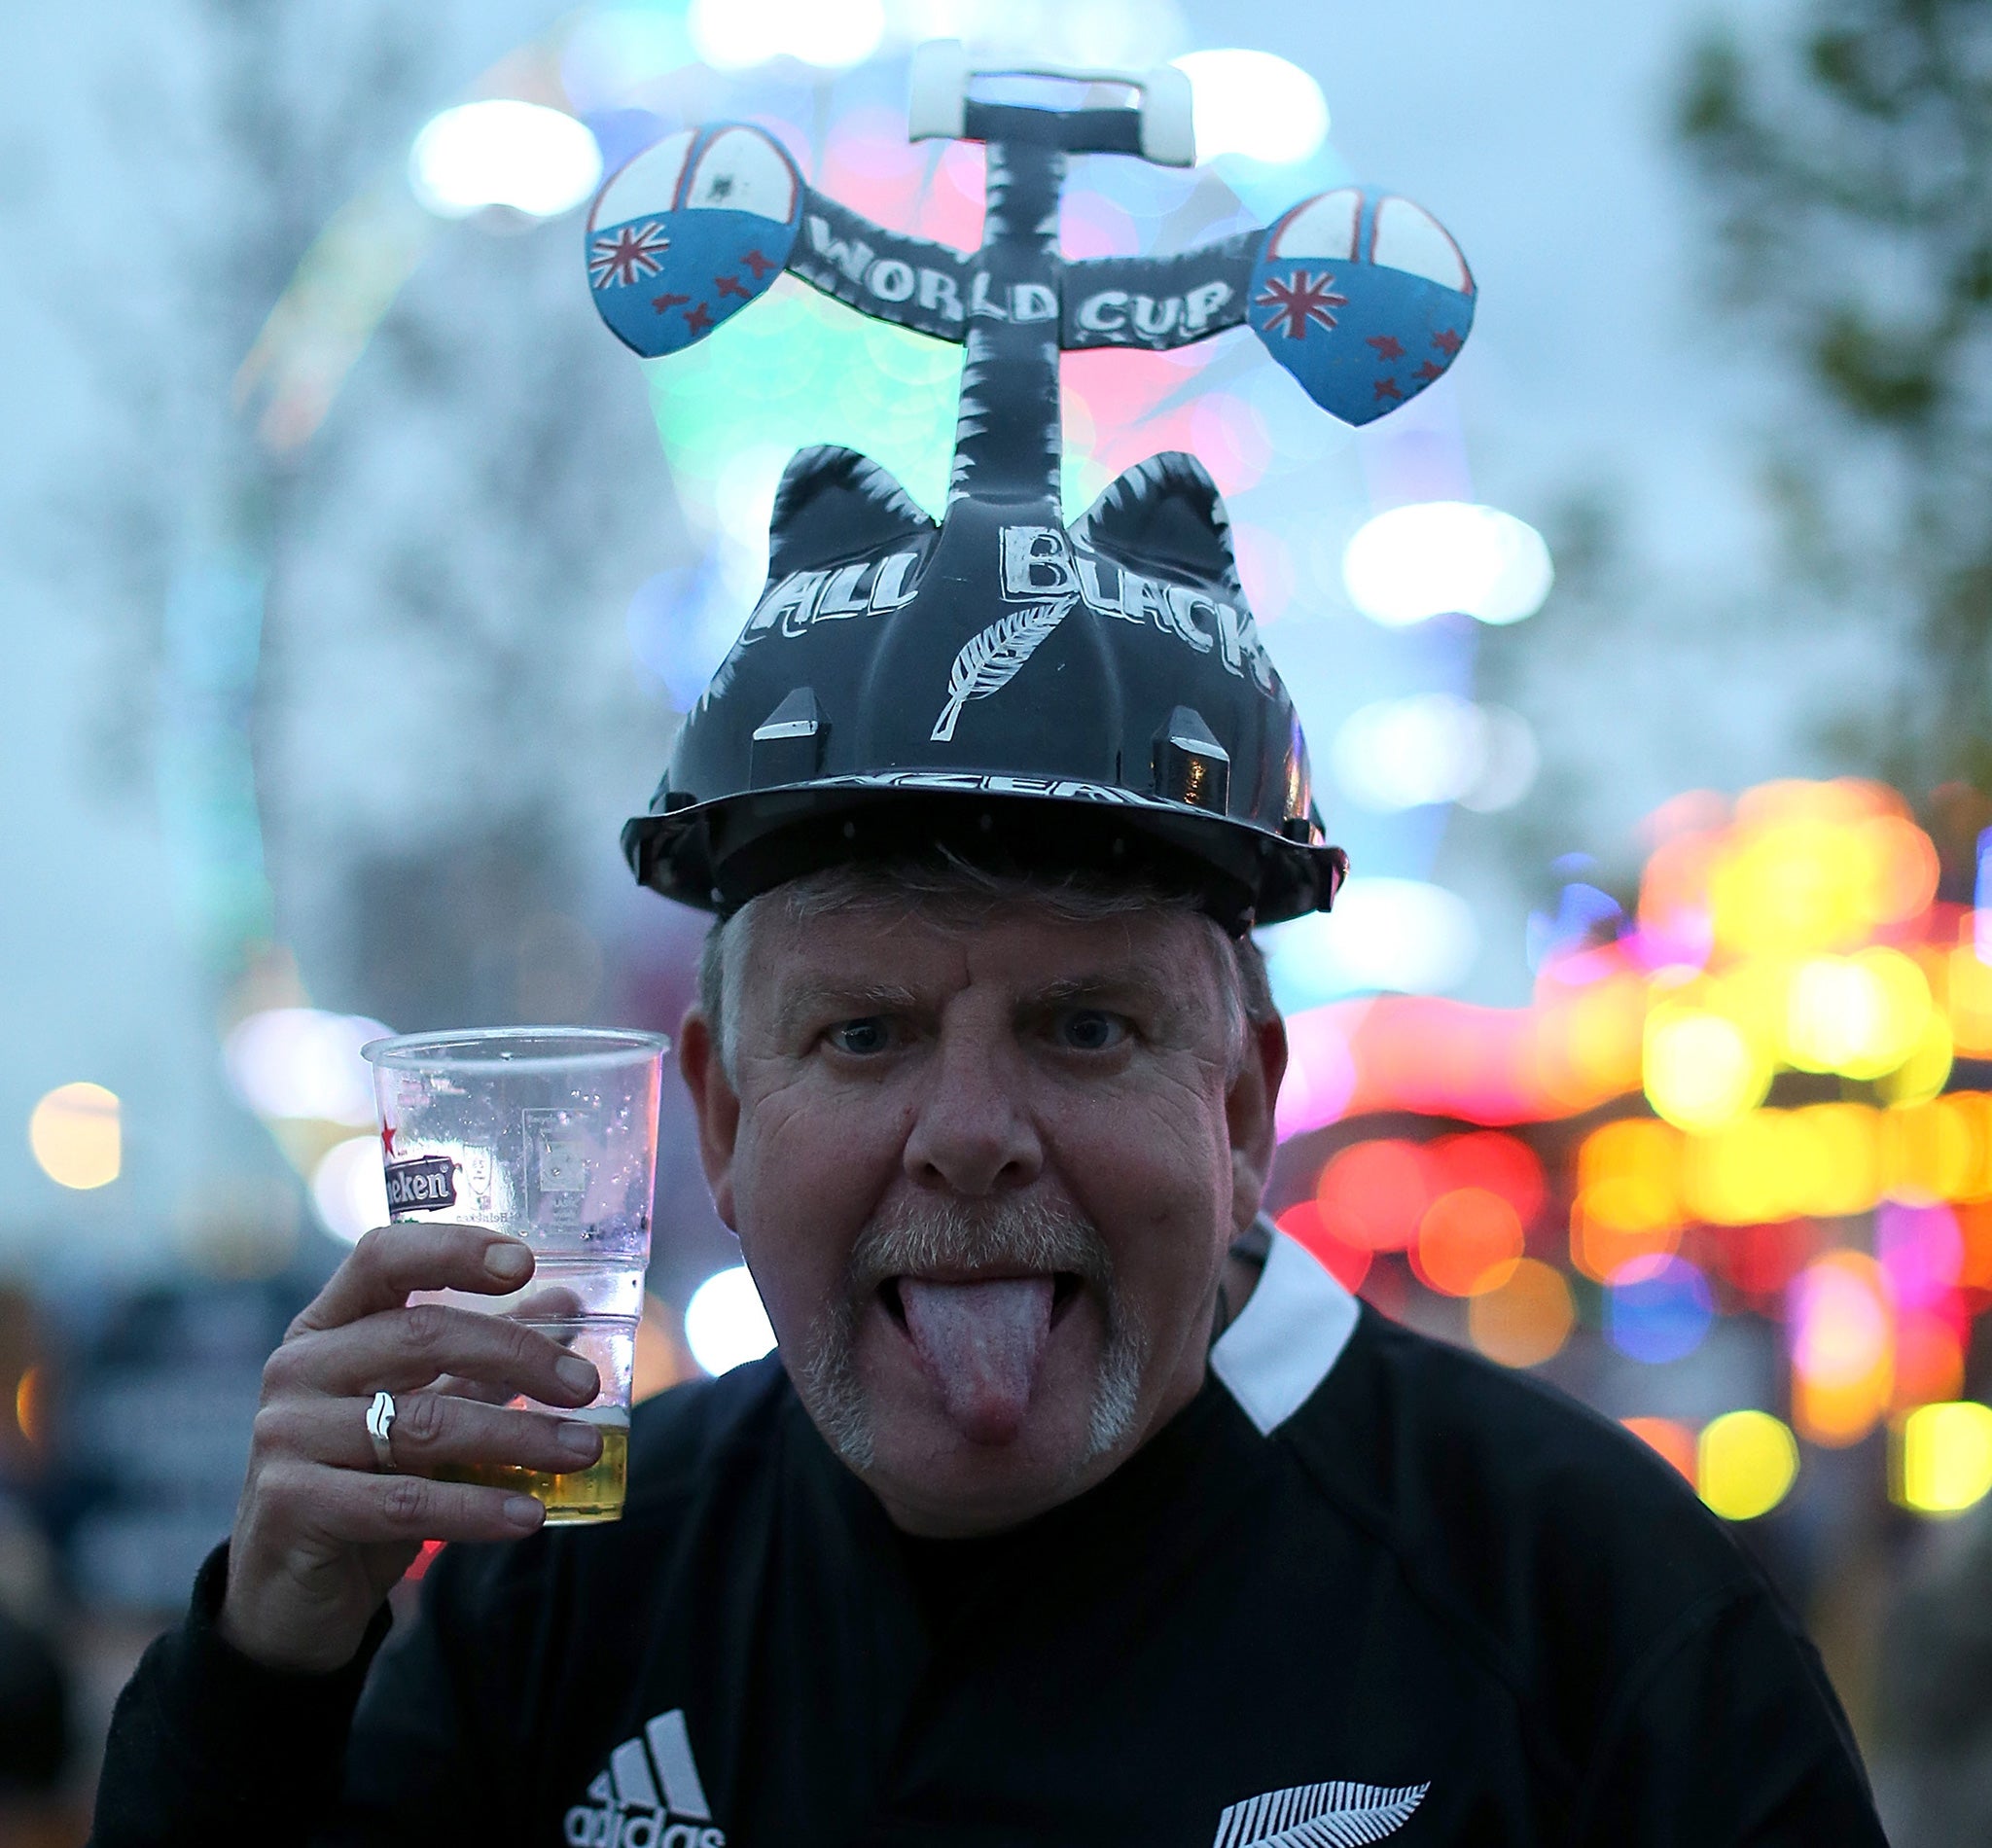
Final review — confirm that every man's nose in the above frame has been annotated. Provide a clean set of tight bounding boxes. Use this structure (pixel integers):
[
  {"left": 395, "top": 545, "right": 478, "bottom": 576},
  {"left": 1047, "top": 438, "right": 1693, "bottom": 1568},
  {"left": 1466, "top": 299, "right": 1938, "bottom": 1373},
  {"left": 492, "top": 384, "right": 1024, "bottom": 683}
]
[{"left": 901, "top": 1033, "right": 1044, "bottom": 1195}]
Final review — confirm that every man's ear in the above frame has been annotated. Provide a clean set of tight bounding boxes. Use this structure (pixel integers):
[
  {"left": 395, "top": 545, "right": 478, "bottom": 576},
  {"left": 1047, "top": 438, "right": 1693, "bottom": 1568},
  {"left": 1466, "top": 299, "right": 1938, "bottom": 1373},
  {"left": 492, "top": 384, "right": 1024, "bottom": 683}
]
[
  {"left": 1227, "top": 1013, "right": 1288, "bottom": 1236},
  {"left": 678, "top": 1007, "right": 741, "bottom": 1230}
]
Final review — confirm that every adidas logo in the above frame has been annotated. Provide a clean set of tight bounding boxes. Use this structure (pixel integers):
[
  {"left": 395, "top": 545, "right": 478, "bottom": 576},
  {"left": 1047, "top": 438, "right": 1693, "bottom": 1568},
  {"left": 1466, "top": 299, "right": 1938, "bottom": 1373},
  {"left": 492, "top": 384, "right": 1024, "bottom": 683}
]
[
  {"left": 563, "top": 1709, "right": 725, "bottom": 1848},
  {"left": 1212, "top": 1779, "right": 1430, "bottom": 1847}
]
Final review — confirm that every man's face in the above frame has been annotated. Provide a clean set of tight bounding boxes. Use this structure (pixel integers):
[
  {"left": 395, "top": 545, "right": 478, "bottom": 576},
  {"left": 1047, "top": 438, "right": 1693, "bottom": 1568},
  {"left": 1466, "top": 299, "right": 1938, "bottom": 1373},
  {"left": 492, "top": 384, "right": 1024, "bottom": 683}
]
[{"left": 680, "top": 896, "right": 1284, "bottom": 1537}]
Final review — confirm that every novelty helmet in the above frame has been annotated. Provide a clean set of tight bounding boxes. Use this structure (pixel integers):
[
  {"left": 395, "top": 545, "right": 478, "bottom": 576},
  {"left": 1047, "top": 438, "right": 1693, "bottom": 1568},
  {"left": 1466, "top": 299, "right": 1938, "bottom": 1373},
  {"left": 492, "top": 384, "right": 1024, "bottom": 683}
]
[{"left": 587, "top": 43, "right": 1476, "bottom": 934}]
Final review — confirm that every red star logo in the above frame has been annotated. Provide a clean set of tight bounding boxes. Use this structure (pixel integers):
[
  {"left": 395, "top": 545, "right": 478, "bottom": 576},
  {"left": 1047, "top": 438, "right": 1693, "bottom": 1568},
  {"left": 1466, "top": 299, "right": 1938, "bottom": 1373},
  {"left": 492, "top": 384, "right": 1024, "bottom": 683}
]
[
  {"left": 1366, "top": 335, "right": 1405, "bottom": 361},
  {"left": 714, "top": 272, "right": 749, "bottom": 300},
  {"left": 1414, "top": 359, "right": 1447, "bottom": 383},
  {"left": 651, "top": 291, "right": 690, "bottom": 312},
  {"left": 1431, "top": 327, "right": 1464, "bottom": 358},
  {"left": 739, "top": 248, "right": 774, "bottom": 279},
  {"left": 684, "top": 301, "right": 714, "bottom": 336},
  {"left": 1254, "top": 268, "right": 1348, "bottom": 340},
  {"left": 380, "top": 1122, "right": 397, "bottom": 1157},
  {"left": 1373, "top": 376, "right": 1404, "bottom": 403}
]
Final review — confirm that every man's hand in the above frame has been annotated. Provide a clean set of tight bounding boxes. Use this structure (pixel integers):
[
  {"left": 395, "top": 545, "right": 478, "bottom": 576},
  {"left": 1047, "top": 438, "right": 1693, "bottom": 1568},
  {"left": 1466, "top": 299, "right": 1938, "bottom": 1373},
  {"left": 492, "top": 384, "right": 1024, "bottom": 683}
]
[{"left": 219, "top": 1223, "right": 604, "bottom": 1674}]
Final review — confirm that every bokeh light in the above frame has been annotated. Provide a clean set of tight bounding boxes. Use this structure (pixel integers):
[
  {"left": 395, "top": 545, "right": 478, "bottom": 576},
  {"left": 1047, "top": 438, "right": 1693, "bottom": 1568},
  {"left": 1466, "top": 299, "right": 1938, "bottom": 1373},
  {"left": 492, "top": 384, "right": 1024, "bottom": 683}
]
[
  {"left": 1341, "top": 502, "right": 1553, "bottom": 627},
  {"left": 223, "top": 1008, "right": 390, "bottom": 1125},
  {"left": 1316, "top": 1139, "right": 1431, "bottom": 1252},
  {"left": 1468, "top": 1259, "right": 1573, "bottom": 1367},
  {"left": 1698, "top": 1409, "right": 1799, "bottom": 1520},
  {"left": 28, "top": 1082, "right": 121, "bottom": 1191},
  {"left": 1622, "top": 1415, "right": 1696, "bottom": 1482},
  {"left": 1332, "top": 694, "right": 1539, "bottom": 814},
  {"left": 1274, "top": 1200, "right": 1371, "bottom": 1293},
  {"left": 685, "top": 1264, "right": 777, "bottom": 1374},
  {"left": 1783, "top": 949, "right": 1932, "bottom": 1079},
  {"left": 1791, "top": 1251, "right": 1895, "bottom": 1445},
  {"left": 1896, "top": 1401, "right": 1992, "bottom": 1514},
  {"left": 1171, "top": 50, "right": 1331, "bottom": 166},
  {"left": 310, "top": 1135, "right": 389, "bottom": 1244},
  {"left": 1642, "top": 1005, "right": 1768, "bottom": 1132},
  {"left": 688, "top": 0, "right": 885, "bottom": 71},
  {"left": 1606, "top": 1254, "right": 1714, "bottom": 1365},
  {"left": 409, "top": 101, "right": 603, "bottom": 219},
  {"left": 1414, "top": 1187, "right": 1524, "bottom": 1297},
  {"left": 1262, "top": 878, "right": 1477, "bottom": 1004}
]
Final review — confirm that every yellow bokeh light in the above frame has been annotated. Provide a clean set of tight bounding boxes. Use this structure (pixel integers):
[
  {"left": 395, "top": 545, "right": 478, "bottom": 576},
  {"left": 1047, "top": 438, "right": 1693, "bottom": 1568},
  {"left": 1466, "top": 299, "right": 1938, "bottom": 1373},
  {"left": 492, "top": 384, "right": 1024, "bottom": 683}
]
[
  {"left": 1896, "top": 1401, "right": 1992, "bottom": 1514},
  {"left": 1785, "top": 947, "right": 1931, "bottom": 1080},
  {"left": 1698, "top": 1409, "right": 1799, "bottom": 1520},
  {"left": 1577, "top": 1117, "right": 1682, "bottom": 1204},
  {"left": 1879, "top": 1012, "right": 1954, "bottom": 1108},
  {"left": 28, "top": 1082, "right": 122, "bottom": 1190},
  {"left": 1949, "top": 942, "right": 1992, "bottom": 1057},
  {"left": 1883, "top": 1098, "right": 1975, "bottom": 1204},
  {"left": 1703, "top": 784, "right": 1936, "bottom": 959},
  {"left": 1467, "top": 1259, "right": 1574, "bottom": 1368},
  {"left": 1643, "top": 1006, "right": 1768, "bottom": 1132}
]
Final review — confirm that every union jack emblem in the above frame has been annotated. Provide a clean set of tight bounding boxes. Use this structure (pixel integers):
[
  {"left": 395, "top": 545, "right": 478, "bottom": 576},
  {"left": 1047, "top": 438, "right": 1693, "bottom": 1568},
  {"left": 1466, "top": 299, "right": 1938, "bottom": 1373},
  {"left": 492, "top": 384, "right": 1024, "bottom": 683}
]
[
  {"left": 1254, "top": 269, "right": 1348, "bottom": 340},
  {"left": 588, "top": 220, "right": 671, "bottom": 291}
]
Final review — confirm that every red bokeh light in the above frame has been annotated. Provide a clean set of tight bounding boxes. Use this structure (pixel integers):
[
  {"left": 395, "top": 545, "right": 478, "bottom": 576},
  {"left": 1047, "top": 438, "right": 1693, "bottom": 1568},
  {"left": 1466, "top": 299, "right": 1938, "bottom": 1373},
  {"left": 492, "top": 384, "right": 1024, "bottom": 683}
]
[
  {"left": 1316, "top": 1139, "right": 1434, "bottom": 1251},
  {"left": 1428, "top": 1131, "right": 1546, "bottom": 1227},
  {"left": 1706, "top": 1220, "right": 1818, "bottom": 1304},
  {"left": 1275, "top": 1201, "right": 1372, "bottom": 1293}
]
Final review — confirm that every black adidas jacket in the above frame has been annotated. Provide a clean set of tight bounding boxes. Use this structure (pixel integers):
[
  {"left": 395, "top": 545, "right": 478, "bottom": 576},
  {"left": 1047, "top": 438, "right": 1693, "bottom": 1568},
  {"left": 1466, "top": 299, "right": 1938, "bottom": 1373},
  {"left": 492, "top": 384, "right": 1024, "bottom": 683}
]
[{"left": 91, "top": 1229, "right": 1886, "bottom": 1846}]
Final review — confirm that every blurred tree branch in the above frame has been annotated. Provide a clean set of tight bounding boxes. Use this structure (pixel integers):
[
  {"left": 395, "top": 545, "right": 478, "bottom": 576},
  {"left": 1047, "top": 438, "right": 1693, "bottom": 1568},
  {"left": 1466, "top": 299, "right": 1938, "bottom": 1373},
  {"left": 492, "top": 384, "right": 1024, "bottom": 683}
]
[{"left": 1680, "top": 0, "right": 1992, "bottom": 789}]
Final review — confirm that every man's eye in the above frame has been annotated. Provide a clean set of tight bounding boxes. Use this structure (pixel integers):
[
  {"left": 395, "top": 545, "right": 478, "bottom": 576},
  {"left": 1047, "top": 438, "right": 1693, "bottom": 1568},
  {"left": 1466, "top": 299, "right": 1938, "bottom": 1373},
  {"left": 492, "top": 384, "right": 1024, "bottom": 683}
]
[
  {"left": 1054, "top": 1009, "right": 1129, "bottom": 1052},
  {"left": 826, "top": 1017, "right": 893, "bottom": 1056}
]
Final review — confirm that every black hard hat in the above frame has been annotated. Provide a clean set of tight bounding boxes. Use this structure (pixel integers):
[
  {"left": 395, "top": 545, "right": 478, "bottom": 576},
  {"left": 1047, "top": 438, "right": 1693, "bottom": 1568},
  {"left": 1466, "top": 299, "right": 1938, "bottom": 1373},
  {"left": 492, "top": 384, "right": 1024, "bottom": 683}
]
[{"left": 588, "top": 55, "right": 1475, "bottom": 934}]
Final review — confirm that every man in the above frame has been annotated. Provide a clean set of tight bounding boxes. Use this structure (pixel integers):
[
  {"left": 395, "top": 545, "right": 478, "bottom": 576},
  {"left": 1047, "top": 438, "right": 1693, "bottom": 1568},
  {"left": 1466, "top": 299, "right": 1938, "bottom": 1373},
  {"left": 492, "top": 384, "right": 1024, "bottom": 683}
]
[{"left": 94, "top": 85, "right": 1886, "bottom": 1846}]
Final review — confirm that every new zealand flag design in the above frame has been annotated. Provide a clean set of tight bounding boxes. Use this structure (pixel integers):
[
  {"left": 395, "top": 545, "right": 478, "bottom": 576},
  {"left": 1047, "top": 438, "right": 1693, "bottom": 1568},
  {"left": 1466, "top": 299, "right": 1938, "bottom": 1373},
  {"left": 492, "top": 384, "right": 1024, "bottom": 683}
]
[
  {"left": 588, "top": 210, "right": 794, "bottom": 358},
  {"left": 586, "top": 124, "right": 803, "bottom": 361},
  {"left": 1247, "top": 187, "right": 1476, "bottom": 426}
]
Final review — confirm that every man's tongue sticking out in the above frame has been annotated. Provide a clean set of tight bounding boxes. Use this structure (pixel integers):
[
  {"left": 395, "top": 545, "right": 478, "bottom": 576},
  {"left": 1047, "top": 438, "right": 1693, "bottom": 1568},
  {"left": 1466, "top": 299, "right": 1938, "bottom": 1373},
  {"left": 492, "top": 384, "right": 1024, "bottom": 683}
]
[{"left": 897, "top": 1277, "right": 1055, "bottom": 1444}]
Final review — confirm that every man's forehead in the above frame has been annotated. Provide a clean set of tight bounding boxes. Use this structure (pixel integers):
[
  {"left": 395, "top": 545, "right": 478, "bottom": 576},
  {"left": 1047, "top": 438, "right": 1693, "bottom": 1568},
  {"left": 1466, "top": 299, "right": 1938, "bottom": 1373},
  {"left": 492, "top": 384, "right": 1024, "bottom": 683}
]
[{"left": 742, "top": 893, "right": 1210, "bottom": 998}]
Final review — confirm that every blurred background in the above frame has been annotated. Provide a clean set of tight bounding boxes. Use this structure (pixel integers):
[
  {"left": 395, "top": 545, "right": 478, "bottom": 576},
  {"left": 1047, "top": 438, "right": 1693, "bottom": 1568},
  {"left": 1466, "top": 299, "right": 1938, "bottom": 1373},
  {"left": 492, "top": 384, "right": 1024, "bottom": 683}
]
[{"left": 5, "top": 0, "right": 1990, "bottom": 1837}]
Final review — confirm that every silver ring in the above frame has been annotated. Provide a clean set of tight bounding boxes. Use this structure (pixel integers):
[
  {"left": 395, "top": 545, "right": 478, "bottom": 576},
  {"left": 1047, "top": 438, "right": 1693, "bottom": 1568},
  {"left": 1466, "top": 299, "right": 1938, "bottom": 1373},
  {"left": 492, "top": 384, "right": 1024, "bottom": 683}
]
[{"left": 365, "top": 1390, "right": 398, "bottom": 1474}]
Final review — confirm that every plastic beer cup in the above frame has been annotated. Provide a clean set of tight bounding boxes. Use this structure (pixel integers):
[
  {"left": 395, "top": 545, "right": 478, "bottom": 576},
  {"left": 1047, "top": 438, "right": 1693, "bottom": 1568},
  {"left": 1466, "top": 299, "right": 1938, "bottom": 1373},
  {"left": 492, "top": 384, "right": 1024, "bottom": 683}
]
[{"left": 361, "top": 1028, "right": 668, "bottom": 1523}]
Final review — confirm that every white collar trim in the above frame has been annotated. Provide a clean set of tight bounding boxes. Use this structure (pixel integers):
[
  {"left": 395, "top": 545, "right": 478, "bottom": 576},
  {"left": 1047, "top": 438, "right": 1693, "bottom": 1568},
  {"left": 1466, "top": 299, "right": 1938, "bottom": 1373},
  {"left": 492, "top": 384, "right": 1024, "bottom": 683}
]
[{"left": 1210, "top": 1222, "right": 1361, "bottom": 1435}]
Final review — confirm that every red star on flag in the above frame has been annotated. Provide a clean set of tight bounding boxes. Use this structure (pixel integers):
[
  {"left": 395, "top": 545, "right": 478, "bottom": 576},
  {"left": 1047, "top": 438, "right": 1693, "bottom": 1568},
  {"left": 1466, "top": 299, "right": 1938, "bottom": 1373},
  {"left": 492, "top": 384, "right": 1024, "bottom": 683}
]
[
  {"left": 714, "top": 272, "right": 749, "bottom": 300},
  {"left": 739, "top": 248, "right": 774, "bottom": 279},
  {"left": 1414, "top": 359, "right": 1447, "bottom": 383},
  {"left": 1373, "top": 376, "right": 1405, "bottom": 404},
  {"left": 651, "top": 291, "right": 690, "bottom": 312},
  {"left": 1254, "top": 269, "right": 1348, "bottom": 340},
  {"left": 684, "top": 301, "right": 714, "bottom": 336},
  {"left": 587, "top": 220, "right": 671, "bottom": 290},
  {"left": 1367, "top": 335, "right": 1405, "bottom": 361},
  {"left": 1431, "top": 327, "right": 1464, "bottom": 358}
]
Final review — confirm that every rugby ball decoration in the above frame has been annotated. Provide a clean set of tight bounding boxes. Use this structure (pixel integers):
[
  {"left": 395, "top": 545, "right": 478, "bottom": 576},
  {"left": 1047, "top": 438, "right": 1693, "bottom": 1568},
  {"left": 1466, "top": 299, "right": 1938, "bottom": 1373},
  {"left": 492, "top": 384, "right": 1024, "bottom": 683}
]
[
  {"left": 586, "top": 124, "right": 803, "bottom": 359},
  {"left": 1247, "top": 187, "right": 1476, "bottom": 425}
]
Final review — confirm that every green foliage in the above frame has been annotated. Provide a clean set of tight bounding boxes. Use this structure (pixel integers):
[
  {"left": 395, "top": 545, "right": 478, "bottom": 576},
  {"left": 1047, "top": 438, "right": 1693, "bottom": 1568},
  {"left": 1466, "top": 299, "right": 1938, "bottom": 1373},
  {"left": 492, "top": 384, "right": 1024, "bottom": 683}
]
[{"left": 1679, "top": 0, "right": 1992, "bottom": 784}]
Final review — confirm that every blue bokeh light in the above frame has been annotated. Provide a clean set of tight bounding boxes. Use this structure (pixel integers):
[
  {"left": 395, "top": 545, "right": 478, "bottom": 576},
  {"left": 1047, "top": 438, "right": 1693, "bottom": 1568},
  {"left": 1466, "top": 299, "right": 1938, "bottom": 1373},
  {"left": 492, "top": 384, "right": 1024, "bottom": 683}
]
[{"left": 1607, "top": 1255, "right": 1714, "bottom": 1365}]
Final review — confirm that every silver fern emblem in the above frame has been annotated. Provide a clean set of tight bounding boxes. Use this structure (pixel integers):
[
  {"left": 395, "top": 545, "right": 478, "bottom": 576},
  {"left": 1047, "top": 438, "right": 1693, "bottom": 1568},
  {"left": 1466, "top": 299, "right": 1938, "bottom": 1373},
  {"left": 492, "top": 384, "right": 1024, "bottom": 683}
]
[
  {"left": 928, "top": 595, "right": 1074, "bottom": 742},
  {"left": 1212, "top": 1779, "right": 1430, "bottom": 1848}
]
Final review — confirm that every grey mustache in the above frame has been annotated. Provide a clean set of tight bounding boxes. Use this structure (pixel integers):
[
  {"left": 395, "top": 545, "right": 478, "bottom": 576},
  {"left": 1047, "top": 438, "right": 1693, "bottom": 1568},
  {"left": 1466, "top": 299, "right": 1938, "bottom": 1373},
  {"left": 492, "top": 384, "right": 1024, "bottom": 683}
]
[{"left": 847, "top": 1196, "right": 1112, "bottom": 1297}]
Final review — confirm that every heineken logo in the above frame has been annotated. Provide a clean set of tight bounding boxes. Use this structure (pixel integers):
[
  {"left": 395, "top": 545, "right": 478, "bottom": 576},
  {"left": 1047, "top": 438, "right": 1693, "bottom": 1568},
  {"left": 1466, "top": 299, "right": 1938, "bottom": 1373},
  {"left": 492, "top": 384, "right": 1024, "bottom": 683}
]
[{"left": 385, "top": 1155, "right": 457, "bottom": 1214}]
